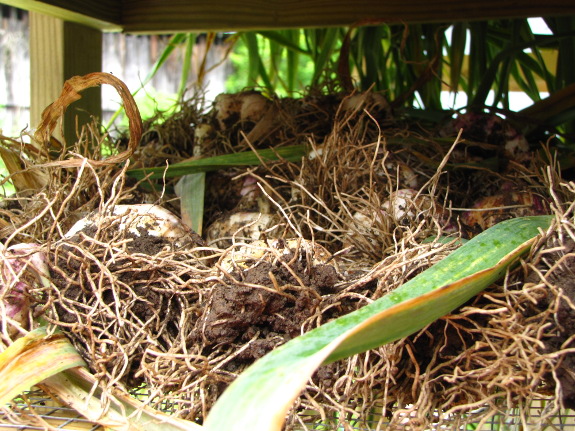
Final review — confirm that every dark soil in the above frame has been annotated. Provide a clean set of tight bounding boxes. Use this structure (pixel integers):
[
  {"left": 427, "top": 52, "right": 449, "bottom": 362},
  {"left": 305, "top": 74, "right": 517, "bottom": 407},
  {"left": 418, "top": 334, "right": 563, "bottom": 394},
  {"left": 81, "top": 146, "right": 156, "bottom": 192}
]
[
  {"left": 49, "top": 223, "right": 345, "bottom": 390},
  {"left": 48, "top": 227, "right": 203, "bottom": 384},
  {"left": 194, "top": 258, "right": 340, "bottom": 365},
  {"left": 539, "top": 240, "right": 575, "bottom": 408}
]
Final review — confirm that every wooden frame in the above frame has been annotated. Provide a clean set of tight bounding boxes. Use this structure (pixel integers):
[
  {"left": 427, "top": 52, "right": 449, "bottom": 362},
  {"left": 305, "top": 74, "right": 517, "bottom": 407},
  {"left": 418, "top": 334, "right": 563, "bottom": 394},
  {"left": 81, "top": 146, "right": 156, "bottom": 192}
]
[
  {"left": 3, "top": 0, "right": 575, "bottom": 32},
  {"left": 29, "top": 13, "right": 102, "bottom": 143}
]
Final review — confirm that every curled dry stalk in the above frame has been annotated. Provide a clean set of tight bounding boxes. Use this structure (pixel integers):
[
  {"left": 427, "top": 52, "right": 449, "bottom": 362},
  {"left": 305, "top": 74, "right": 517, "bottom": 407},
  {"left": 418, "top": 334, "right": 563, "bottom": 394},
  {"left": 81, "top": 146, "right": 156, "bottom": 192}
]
[
  {"left": 34, "top": 72, "right": 143, "bottom": 169},
  {"left": 0, "top": 72, "right": 146, "bottom": 244}
]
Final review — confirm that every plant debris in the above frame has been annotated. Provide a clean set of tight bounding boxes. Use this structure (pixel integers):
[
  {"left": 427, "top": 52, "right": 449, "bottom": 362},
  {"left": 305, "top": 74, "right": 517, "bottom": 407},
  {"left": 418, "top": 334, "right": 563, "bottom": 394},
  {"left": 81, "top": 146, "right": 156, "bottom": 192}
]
[{"left": 1, "top": 76, "right": 574, "bottom": 429}]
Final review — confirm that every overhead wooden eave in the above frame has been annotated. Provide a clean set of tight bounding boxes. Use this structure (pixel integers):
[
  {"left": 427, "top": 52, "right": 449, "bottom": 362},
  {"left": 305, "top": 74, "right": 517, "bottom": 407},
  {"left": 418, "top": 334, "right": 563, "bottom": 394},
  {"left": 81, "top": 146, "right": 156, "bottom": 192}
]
[
  {"left": 1, "top": 0, "right": 122, "bottom": 31},
  {"left": 3, "top": 0, "right": 575, "bottom": 32}
]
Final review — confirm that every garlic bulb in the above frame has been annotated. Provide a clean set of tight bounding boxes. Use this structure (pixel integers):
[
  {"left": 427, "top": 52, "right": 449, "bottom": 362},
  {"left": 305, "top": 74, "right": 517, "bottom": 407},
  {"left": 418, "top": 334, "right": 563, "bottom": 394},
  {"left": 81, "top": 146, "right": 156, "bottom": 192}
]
[
  {"left": 440, "top": 112, "right": 530, "bottom": 163},
  {"left": 219, "top": 238, "right": 334, "bottom": 273},
  {"left": 340, "top": 92, "right": 390, "bottom": 118},
  {"left": 213, "top": 92, "right": 270, "bottom": 131},
  {"left": 193, "top": 122, "right": 216, "bottom": 157},
  {"left": 65, "top": 204, "right": 201, "bottom": 249},
  {"left": 381, "top": 158, "right": 419, "bottom": 189},
  {"left": 461, "top": 191, "right": 548, "bottom": 232},
  {"left": 205, "top": 175, "right": 281, "bottom": 248},
  {"left": 382, "top": 189, "right": 438, "bottom": 226},
  {"left": 345, "top": 210, "right": 385, "bottom": 248},
  {"left": 206, "top": 212, "right": 280, "bottom": 249}
]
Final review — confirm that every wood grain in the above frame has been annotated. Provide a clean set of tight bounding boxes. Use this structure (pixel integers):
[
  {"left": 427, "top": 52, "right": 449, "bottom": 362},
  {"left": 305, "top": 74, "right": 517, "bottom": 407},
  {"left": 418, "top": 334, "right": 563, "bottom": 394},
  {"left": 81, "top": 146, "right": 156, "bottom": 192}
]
[
  {"left": 4, "top": 0, "right": 121, "bottom": 30},
  {"left": 8, "top": 0, "right": 575, "bottom": 32},
  {"left": 30, "top": 13, "right": 102, "bottom": 144},
  {"left": 122, "top": 0, "right": 575, "bottom": 33}
]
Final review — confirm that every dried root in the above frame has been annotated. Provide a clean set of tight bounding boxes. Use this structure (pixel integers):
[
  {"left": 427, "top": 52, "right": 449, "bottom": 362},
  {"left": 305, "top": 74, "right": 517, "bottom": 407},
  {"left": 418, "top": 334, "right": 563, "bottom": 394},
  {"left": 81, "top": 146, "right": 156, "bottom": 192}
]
[{"left": 0, "top": 82, "right": 574, "bottom": 430}]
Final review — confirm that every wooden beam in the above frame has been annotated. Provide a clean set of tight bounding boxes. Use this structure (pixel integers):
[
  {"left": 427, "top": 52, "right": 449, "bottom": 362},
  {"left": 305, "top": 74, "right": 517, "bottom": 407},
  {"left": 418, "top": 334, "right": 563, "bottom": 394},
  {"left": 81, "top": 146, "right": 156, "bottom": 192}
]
[
  {"left": 30, "top": 12, "right": 102, "bottom": 144},
  {"left": 122, "top": 0, "right": 575, "bottom": 33},
  {"left": 6, "top": 0, "right": 575, "bottom": 33},
  {"left": 2, "top": 0, "right": 121, "bottom": 31}
]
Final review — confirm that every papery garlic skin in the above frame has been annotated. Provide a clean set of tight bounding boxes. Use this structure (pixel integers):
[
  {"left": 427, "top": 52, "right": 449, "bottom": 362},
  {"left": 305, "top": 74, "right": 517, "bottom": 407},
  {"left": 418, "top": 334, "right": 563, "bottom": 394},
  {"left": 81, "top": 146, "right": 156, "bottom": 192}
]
[
  {"left": 219, "top": 238, "right": 335, "bottom": 273},
  {"left": 461, "top": 191, "right": 548, "bottom": 232},
  {"left": 65, "top": 204, "right": 196, "bottom": 248},
  {"left": 382, "top": 189, "right": 437, "bottom": 225},
  {"left": 213, "top": 92, "right": 270, "bottom": 131},
  {"left": 206, "top": 212, "right": 280, "bottom": 249}
]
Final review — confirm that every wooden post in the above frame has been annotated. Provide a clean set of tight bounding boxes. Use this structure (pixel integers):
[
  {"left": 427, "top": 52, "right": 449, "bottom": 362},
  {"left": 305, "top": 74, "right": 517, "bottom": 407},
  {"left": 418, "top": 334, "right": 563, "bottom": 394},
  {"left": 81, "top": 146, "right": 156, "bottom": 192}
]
[{"left": 30, "top": 12, "right": 102, "bottom": 144}]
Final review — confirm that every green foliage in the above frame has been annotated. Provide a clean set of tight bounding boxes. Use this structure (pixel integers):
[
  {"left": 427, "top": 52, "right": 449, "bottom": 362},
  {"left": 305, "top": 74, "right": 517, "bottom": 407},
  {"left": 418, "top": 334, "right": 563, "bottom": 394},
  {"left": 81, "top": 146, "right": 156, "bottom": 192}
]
[
  {"left": 225, "top": 31, "right": 316, "bottom": 95},
  {"left": 220, "top": 19, "right": 575, "bottom": 135},
  {"left": 119, "top": 87, "right": 179, "bottom": 129},
  {"left": 127, "top": 144, "right": 307, "bottom": 179},
  {"left": 101, "top": 17, "right": 575, "bottom": 135}
]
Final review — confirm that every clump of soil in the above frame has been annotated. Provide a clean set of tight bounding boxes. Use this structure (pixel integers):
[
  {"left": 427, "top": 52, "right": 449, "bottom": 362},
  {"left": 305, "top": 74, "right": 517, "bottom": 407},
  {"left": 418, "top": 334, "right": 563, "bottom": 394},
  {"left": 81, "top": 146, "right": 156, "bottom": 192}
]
[
  {"left": 47, "top": 223, "right": 208, "bottom": 387},
  {"left": 196, "top": 258, "right": 338, "bottom": 363},
  {"left": 531, "top": 237, "right": 575, "bottom": 408},
  {"left": 44, "top": 214, "right": 347, "bottom": 418}
]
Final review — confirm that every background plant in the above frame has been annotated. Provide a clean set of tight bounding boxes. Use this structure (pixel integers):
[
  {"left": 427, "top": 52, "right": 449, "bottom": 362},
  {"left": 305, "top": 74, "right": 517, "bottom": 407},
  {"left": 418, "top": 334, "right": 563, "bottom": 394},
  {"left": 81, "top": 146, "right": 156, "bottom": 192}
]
[{"left": 122, "top": 17, "right": 575, "bottom": 144}]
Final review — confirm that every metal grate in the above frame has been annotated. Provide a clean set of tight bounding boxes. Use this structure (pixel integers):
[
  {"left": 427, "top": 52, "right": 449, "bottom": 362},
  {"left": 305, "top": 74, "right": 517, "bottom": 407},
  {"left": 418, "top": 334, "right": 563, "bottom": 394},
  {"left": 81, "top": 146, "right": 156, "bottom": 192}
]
[
  {"left": 3, "top": 391, "right": 575, "bottom": 430},
  {"left": 0, "top": 390, "right": 100, "bottom": 430},
  {"left": 295, "top": 403, "right": 575, "bottom": 430}
]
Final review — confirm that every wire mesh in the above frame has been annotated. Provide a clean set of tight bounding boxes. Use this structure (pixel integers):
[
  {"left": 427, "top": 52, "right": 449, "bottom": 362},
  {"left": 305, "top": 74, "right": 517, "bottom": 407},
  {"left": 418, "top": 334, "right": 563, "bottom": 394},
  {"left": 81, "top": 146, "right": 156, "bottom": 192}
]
[
  {"left": 3, "top": 391, "right": 575, "bottom": 430},
  {"left": 294, "top": 402, "right": 575, "bottom": 431},
  {"left": 0, "top": 390, "right": 100, "bottom": 430}
]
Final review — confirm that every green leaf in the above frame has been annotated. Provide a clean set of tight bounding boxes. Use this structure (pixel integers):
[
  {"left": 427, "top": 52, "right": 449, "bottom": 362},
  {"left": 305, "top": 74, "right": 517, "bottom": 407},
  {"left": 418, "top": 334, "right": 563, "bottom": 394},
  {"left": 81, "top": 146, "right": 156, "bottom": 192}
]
[
  {"left": 256, "top": 50, "right": 274, "bottom": 93},
  {"left": 285, "top": 30, "right": 300, "bottom": 94},
  {"left": 177, "top": 33, "right": 197, "bottom": 100},
  {"left": 0, "top": 327, "right": 85, "bottom": 405},
  {"left": 471, "top": 31, "right": 575, "bottom": 108},
  {"left": 204, "top": 215, "right": 553, "bottom": 431},
  {"left": 359, "top": 27, "right": 379, "bottom": 90},
  {"left": 243, "top": 32, "right": 262, "bottom": 87},
  {"left": 511, "top": 52, "right": 544, "bottom": 100},
  {"left": 467, "top": 22, "right": 489, "bottom": 103},
  {"left": 176, "top": 172, "right": 206, "bottom": 235},
  {"left": 257, "top": 31, "right": 309, "bottom": 55},
  {"left": 449, "top": 22, "right": 467, "bottom": 92},
  {"left": 311, "top": 28, "right": 340, "bottom": 86},
  {"left": 127, "top": 145, "right": 307, "bottom": 180}
]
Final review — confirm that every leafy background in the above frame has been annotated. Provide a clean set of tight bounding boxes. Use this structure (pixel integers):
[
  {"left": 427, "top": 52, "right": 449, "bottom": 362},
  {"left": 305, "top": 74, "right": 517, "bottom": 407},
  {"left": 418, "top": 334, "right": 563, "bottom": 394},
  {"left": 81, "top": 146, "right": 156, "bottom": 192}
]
[{"left": 111, "top": 17, "right": 575, "bottom": 148}]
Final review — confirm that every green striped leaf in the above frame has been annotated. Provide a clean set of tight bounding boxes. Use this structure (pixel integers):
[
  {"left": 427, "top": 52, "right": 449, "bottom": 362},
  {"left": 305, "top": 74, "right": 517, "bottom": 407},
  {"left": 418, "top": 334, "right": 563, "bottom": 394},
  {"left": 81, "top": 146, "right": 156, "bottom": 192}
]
[
  {"left": 127, "top": 145, "right": 307, "bottom": 180},
  {"left": 204, "top": 216, "right": 553, "bottom": 431}
]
